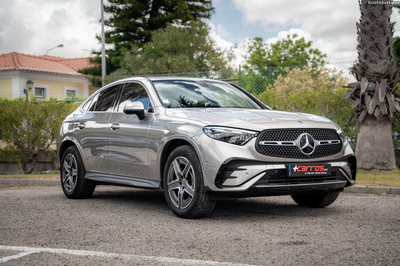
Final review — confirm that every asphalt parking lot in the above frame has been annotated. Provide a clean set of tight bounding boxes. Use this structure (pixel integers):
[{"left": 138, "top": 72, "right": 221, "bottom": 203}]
[{"left": 0, "top": 185, "right": 399, "bottom": 265}]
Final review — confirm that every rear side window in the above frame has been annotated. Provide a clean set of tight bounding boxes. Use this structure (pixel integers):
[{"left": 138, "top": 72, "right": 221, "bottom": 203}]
[
  {"left": 82, "top": 97, "right": 94, "bottom": 111},
  {"left": 88, "top": 94, "right": 99, "bottom": 111},
  {"left": 93, "top": 85, "right": 119, "bottom": 112},
  {"left": 117, "top": 83, "right": 150, "bottom": 112}
]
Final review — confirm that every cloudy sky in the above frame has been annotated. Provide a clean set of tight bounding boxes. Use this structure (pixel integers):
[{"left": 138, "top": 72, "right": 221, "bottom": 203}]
[{"left": 2, "top": 0, "right": 400, "bottom": 66}]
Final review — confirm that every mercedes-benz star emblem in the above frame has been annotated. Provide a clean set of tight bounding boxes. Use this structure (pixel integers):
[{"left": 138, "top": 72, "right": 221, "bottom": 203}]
[{"left": 298, "top": 133, "right": 315, "bottom": 155}]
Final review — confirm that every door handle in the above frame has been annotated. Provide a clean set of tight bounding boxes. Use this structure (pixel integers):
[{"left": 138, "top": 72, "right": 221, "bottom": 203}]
[
  {"left": 78, "top": 123, "right": 86, "bottom": 129},
  {"left": 110, "top": 123, "right": 120, "bottom": 130}
]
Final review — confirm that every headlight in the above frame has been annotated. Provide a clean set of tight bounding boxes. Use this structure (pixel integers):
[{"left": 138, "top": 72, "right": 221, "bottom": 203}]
[
  {"left": 336, "top": 128, "right": 347, "bottom": 144},
  {"left": 203, "top": 126, "right": 257, "bottom": 146}
]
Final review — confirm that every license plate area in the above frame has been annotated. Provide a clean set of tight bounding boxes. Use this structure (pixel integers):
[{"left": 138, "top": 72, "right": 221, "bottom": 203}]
[{"left": 287, "top": 164, "right": 331, "bottom": 177}]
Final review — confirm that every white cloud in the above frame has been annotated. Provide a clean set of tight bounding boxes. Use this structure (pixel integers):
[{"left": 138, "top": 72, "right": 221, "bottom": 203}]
[
  {"left": 3, "top": 0, "right": 400, "bottom": 66},
  {"left": 208, "top": 22, "right": 233, "bottom": 50},
  {"left": 216, "top": 24, "right": 230, "bottom": 38},
  {"left": 208, "top": 22, "right": 247, "bottom": 67},
  {"left": 263, "top": 28, "right": 310, "bottom": 46},
  {"left": 0, "top": 0, "right": 102, "bottom": 58},
  {"left": 231, "top": 0, "right": 372, "bottom": 61}
]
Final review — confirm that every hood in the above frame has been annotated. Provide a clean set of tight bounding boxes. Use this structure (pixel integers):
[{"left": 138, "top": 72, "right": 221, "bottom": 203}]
[{"left": 165, "top": 108, "right": 338, "bottom": 131}]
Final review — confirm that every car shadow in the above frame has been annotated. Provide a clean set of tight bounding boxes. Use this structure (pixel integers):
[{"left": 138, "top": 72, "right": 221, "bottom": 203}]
[
  {"left": 86, "top": 186, "right": 341, "bottom": 221},
  {"left": 90, "top": 186, "right": 168, "bottom": 207},
  {"left": 211, "top": 197, "right": 340, "bottom": 221}
]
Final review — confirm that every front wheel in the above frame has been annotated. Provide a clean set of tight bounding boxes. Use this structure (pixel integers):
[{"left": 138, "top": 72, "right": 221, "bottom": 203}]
[
  {"left": 61, "top": 146, "right": 95, "bottom": 199},
  {"left": 163, "top": 145, "right": 216, "bottom": 218},
  {"left": 291, "top": 191, "right": 340, "bottom": 208}
]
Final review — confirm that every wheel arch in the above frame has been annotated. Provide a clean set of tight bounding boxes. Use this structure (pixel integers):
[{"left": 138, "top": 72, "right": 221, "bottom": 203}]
[
  {"left": 58, "top": 137, "right": 86, "bottom": 170},
  {"left": 159, "top": 137, "right": 204, "bottom": 190}
]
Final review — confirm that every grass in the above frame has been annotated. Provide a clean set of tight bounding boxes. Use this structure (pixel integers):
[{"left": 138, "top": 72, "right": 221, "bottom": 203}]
[
  {"left": 356, "top": 169, "right": 400, "bottom": 187},
  {"left": 0, "top": 169, "right": 399, "bottom": 187},
  {"left": 0, "top": 174, "right": 59, "bottom": 180}
]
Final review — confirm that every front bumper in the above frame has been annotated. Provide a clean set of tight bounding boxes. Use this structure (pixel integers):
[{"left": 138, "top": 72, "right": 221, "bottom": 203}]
[
  {"left": 194, "top": 134, "right": 356, "bottom": 196},
  {"left": 207, "top": 156, "right": 356, "bottom": 197}
]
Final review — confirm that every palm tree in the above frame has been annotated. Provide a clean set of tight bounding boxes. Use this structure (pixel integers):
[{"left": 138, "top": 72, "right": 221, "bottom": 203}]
[{"left": 343, "top": 0, "right": 400, "bottom": 170}]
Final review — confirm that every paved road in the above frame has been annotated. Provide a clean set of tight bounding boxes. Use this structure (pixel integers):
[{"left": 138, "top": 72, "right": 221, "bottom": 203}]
[{"left": 0, "top": 186, "right": 399, "bottom": 265}]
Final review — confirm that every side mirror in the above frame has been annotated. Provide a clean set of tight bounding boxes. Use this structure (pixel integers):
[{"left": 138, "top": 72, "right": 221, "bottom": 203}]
[{"left": 123, "top": 101, "right": 146, "bottom": 120}]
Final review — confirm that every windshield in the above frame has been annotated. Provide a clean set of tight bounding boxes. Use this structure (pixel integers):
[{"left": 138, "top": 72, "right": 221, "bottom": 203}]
[{"left": 151, "top": 80, "right": 262, "bottom": 109}]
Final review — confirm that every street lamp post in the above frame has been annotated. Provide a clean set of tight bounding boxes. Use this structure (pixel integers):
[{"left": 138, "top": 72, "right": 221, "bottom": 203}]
[
  {"left": 101, "top": 0, "right": 106, "bottom": 86},
  {"left": 24, "top": 80, "right": 34, "bottom": 103},
  {"left": 46, "top": 44, "right": 64, "bottom": 55}
]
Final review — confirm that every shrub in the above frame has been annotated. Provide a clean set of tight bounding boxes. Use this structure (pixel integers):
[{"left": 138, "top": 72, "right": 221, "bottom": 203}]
[
  {"left": 0, "top": 99, "right": 79, "bottom": 174},
  {"left": 257, "top": 67, "right": 356, "bottom": 140}
]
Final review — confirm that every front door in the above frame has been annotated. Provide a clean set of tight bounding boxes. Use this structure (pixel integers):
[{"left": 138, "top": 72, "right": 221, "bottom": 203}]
[{"left": 106, "top": 82, "right": 152, "bottom": 179}]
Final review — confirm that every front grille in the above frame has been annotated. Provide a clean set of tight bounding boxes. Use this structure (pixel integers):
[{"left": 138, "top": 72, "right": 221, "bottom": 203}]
[
  {"left": 255, "top": 167, "right": 347, "bottom": 186},
  {"left": 258, "top": 129, "right": 339, "bottom": 141},
  {"left": 255, "top": 129, "right": 342, "bottom": 158}
]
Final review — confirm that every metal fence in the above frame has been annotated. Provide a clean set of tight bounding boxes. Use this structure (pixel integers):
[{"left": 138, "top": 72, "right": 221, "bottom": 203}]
[{"left": 113, "top": 61, "right": 356, "bottom": 95}]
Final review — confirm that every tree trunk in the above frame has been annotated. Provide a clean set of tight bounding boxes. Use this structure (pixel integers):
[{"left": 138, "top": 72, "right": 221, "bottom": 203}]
[
  {"left": 356, "top": 115, "right": 396, "bottom": 170},
  {"left": 20, "top": 153, "right": 38, "bottom": 174},
  {"left": 20, "top": 161, "right": 37, "bottom": 174}
]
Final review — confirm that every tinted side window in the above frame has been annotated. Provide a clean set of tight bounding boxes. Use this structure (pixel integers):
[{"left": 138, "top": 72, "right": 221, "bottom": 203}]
[
  {"left": 95, "top": 85, "right": 119, "bottom": 112},
  {"left": 88, "top": 94, "right": 99, "bottom": 111},
  {"left": 82, "top": 97, "right": 93, "bottom": 111},
  {"left": 117, "top": 83, "right": 150, "bottom": 112}
]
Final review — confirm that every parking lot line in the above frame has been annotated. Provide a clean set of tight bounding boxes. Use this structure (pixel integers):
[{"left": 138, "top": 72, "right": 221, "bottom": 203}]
[
  {"left": 0, "top": 251, "right": 36, "bottom": 263},
  {"left": 0, "top": 245, "right": 255, "bottom": 266}
]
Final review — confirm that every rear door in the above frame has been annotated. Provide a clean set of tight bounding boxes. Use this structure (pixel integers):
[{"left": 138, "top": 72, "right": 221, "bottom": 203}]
[
  {"left": 74, "top": 84, "right": 120, "bottom": 173},
  {"left": 106, "top": 82, "right": 152, "bottom": 178}
]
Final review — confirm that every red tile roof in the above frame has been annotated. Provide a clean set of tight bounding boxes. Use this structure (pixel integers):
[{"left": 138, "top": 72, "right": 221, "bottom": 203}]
[{"left": 0, "top": 52, "right": 97, "bottom": 76}]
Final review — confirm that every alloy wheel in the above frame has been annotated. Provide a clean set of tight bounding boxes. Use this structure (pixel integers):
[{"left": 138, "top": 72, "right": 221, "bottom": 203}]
[
  {"left": 62, "top": 153, "right": 78, "bottom": 193},
  {"left": 167, "top": 156, "right": 195, "bottom": 209}
]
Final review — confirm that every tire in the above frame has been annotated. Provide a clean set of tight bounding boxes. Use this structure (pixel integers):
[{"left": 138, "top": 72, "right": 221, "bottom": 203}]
[
  {"left": 291, "top": 191, "right": 340, "bottom": 208},
  {"left": 60, "top": 146, "right": 95, "bottom": 199},
  {"left": 163, "top": 145, "right": 216, "bottom": 218}
]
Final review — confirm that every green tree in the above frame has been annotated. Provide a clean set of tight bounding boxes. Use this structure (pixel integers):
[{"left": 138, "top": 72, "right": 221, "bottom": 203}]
[
  {"left": 79, "top": 0, "right": 214, "bottom": 87},
  {"left": 343, "top": 1, "right": 400, "bottom": 170},
  {"left": 245, "top": 34, "right": 327, "bottom": 68},
  {"left": 107, "top": 20, "right": 233, "bottom": 81},
  {"left": 242, "top": 34, "right": 326, "bottom": 94},
  {"left": 0, "top": 99, "right": 79, "bottom": 174}
]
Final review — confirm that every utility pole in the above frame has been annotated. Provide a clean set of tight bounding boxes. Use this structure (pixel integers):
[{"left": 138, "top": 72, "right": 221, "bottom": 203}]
[{"left": 101, "top": 0, "right": 106, "bottom": 86}]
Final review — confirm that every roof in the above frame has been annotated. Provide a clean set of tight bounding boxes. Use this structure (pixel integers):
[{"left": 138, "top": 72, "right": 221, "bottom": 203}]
[
  {"left": 147, "top": 76, "right": 223, "bottom": 81},
  {"left": 0, "top": 52, "right": 97, "bottom": 77}
]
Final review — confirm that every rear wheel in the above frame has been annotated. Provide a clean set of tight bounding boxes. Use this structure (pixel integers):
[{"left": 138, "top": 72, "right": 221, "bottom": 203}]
[
  {"left": 163, "top": 145, "right": 216, "bottom": 218},
  {"left": 291, "top": 191, "right": 340, "bottom": 208},
  {"left": 61, "top": 146, "right": 95, "bottom": 199}
]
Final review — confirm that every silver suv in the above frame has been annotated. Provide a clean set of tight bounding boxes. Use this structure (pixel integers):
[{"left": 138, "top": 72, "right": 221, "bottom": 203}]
[{"left": 57, "top": 77, "right": 356, "bottom": 218}]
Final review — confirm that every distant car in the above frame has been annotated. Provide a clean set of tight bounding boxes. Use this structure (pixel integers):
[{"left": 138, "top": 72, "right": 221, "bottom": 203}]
[{"left": 57, "top": 77, "right": 356, "bottom": 218}]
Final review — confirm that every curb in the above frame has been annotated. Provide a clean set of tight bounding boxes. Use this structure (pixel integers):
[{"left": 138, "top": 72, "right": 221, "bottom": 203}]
[{"left": 0, "top": 179, "right": 399, "bottom": 195}]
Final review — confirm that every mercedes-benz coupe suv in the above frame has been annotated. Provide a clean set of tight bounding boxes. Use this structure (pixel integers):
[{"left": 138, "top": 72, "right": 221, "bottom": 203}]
[{"left": 57, "top": 77, "right": 356, "bottom": 218}]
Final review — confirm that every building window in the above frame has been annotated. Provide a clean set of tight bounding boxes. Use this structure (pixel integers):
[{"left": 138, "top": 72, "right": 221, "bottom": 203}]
[
  {"left": 35, "top": 87, "right": 46, "bottom": 99},
  {"left": 64, "top": 86, "right": 79, "bottom": 99},
  {"left": 66, "top": 90, "right": 75, "bottom": 98},
  {"left": 32, "top": 84, "right": 49, "bottom": 100}
]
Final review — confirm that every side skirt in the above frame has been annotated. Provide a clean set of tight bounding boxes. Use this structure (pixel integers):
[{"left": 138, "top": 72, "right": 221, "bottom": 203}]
[{"left": 85, "top": 172, "right": 161, "bottom": 190}]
